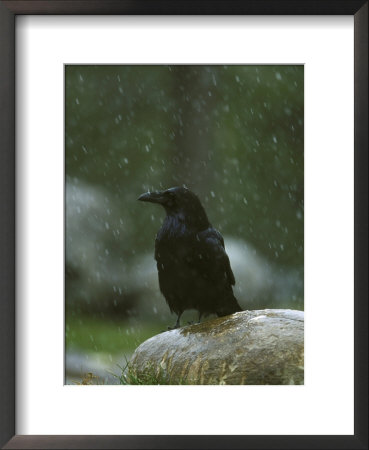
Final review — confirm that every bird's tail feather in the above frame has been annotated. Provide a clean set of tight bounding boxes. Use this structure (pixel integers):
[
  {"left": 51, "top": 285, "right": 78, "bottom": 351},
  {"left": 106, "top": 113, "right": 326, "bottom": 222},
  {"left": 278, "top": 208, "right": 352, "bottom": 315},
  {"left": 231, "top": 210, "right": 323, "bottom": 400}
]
[{"left": 216, "top": 295, "right": 243, "bottom": 317}]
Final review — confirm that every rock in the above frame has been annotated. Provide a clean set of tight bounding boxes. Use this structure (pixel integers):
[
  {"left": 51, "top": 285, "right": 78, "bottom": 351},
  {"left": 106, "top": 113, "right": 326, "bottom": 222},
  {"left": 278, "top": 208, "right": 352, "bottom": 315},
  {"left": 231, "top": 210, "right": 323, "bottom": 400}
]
[{"left": 129, "top": 309, "right": 304, "bottom": 385}]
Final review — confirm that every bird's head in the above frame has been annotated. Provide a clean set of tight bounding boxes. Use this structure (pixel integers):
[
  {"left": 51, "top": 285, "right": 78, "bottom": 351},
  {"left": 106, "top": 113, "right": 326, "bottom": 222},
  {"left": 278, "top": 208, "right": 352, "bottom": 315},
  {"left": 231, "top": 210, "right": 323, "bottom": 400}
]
[{"left": 138, "top": 186, "right": 210, "bottom": 230}]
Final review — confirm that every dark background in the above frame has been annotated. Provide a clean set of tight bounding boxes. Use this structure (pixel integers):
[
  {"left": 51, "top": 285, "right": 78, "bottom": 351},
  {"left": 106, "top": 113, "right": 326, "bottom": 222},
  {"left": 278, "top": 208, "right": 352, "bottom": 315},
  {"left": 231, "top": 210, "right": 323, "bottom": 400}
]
[{"left": 65, "top": 65, "right": 304, "bottom": 383}]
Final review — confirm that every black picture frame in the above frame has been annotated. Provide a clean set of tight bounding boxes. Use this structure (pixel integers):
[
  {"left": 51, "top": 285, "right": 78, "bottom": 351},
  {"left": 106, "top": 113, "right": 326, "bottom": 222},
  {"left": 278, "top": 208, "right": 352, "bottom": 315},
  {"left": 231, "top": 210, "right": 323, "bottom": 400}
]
[{"left": 0, "top": 1, "right": 367, "bottom": 449}]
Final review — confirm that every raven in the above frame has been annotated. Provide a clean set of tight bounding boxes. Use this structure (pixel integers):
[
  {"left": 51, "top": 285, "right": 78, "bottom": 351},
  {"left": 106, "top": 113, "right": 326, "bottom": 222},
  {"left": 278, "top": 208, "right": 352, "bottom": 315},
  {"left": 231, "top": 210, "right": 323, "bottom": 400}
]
[{"left": 138, "top": 186, "right": 242, "bottom": 328}]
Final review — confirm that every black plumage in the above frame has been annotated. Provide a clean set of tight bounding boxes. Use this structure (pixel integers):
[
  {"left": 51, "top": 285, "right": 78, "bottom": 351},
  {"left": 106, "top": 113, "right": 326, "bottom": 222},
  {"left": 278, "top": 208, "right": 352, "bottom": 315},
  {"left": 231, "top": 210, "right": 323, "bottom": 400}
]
[{"left": 138, "top": 186, "right": 242, "bottom": 328}]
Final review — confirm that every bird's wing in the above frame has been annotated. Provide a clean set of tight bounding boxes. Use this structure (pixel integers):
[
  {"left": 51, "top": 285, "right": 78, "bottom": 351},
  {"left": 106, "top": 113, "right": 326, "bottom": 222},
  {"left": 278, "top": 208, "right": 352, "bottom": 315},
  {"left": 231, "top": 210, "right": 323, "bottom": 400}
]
[{"left": 189, "top": 227, "right": 236, "bottom": 286}]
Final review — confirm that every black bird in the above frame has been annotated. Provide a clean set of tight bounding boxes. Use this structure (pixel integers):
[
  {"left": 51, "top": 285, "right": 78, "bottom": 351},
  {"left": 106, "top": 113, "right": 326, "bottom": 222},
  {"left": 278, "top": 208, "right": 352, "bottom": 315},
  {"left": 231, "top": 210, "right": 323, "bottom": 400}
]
[{"left": 138, "top": 186, "right": 242, "bottom": 328}]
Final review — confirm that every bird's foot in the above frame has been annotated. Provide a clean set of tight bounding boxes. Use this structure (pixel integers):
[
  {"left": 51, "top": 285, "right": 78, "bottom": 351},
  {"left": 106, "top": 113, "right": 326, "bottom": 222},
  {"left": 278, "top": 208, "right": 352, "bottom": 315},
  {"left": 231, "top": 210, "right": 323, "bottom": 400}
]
[{"left": 160, "top": 327, "right": 178, "bottom": 333}]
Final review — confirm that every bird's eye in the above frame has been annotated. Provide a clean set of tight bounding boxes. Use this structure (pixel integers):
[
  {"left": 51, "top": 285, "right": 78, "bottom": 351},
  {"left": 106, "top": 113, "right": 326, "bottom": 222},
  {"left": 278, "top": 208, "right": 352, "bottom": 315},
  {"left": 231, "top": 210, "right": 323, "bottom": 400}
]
[{"left": 164, "top": 191, "right": 176, "bottom": 206}]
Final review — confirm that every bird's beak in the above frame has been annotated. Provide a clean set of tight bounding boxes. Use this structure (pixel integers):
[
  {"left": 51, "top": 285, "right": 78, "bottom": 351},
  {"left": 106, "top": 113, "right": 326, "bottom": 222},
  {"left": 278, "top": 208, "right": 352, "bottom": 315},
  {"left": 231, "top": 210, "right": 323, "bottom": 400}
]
[{"left": 138, "top": 191, "right": 165, "bottom": 204}]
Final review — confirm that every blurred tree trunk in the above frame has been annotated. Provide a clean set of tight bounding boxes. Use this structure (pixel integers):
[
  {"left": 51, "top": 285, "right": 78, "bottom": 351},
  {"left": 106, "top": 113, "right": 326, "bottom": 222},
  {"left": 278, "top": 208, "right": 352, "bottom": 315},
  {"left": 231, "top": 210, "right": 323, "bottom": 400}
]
[{"left": 169, "top": 66, "right": 218, "bottom": 197}]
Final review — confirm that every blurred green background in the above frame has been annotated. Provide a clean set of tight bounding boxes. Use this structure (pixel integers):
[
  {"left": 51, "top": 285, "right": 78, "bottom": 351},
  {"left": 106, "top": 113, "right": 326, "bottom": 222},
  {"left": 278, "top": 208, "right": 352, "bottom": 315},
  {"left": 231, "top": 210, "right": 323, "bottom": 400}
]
[{"left": 65, "top": 65, "right": 304, "bottom": 384}]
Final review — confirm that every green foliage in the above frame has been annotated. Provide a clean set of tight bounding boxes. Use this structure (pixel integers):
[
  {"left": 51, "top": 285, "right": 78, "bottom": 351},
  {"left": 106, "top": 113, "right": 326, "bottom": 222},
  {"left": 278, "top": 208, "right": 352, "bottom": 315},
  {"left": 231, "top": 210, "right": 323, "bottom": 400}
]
[{"left": 65, "top": 316, "right": 163, "bottom": 354}]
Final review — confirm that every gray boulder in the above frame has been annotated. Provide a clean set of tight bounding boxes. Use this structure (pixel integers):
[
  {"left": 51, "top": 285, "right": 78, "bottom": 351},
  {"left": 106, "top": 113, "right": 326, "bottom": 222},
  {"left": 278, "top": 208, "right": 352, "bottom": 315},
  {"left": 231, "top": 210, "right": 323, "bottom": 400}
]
[{"left": 130, "top": 309, "right": 304, "bottom": 385}]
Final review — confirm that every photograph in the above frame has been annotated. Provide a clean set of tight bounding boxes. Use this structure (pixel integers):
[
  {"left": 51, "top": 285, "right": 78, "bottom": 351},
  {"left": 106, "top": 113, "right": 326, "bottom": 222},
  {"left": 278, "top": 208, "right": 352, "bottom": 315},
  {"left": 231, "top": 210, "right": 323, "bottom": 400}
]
[{"left": 65, "top": 64, "right": 304, "bottom": 385}]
